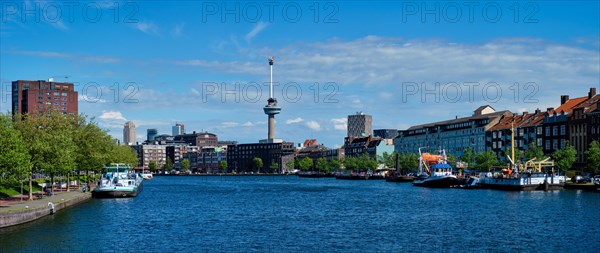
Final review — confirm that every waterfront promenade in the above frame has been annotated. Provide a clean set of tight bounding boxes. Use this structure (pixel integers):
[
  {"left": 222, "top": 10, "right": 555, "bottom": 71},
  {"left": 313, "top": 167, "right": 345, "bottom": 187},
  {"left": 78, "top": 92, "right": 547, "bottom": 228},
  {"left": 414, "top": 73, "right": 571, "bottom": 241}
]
[{"left": 0, "top": 191, "right": 91, "bottom": 228}]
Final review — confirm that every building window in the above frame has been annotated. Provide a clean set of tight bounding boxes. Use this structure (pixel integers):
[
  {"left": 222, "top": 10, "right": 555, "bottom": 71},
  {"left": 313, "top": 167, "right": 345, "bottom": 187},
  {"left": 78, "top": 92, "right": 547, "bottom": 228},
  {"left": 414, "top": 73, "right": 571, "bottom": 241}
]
[
  {"left": 62, "top": 97, "right": 67, "bottom": 101},
  {"left": 553, "top": 126, "right": 558, "bottom": 136},
  {"left": 560, "top": 139, "right": 565, "bottom": 149},
  {"left": 519, "top": 129, "right": 524, "bottom": 136},
  {"left": 62, "top": 93, "right": 67, "bottom": 96},
  {"left": 545, "top": 140, "right": 550, "bottom": 150},
  {"left": 537, "top": 138, "right": 542, "bottom": 146},
  {"left": 545, "top": 127, "right": 550, "bottom": 136},
  {"left": 493, "top": 132, "right": 497, "bottom": 138},
  {"left": 53, "top": 92, "right": 59, "bottom": 96},
  {"left": 560, "top": 125, "right": 566, "bottom": 135},
  {"left": 553, "top": 140, "right": 558, "bottom": 150}
]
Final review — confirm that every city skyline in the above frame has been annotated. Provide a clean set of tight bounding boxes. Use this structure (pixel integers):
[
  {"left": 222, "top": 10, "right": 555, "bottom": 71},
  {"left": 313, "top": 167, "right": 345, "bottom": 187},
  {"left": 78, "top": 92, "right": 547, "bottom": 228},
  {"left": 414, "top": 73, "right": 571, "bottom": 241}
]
[{"left": 1, "top": 1, "right": 599, "bottom": 147}]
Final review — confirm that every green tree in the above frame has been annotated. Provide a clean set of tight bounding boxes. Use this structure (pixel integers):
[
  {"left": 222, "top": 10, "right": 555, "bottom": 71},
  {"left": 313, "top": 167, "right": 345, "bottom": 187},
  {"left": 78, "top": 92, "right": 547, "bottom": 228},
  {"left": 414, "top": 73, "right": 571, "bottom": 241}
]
[
  {"left": 109, "top": 145, "right": 138, "bottom": 166},
  {"left": 357, "top": 153, "right": 377, "bottom": 171},
  {"left": 474, "top": 151, "right": 499, "bottom": 171},
  {"left": 381, "top": 152, "right": 396, "bottom": 169},
  {"left": 460, "top": 147, "right": 476, "bottom": 167},
  {"left": 73, "top": 117, "right": 114, "bottom": 184},
  {"left": 269, "top": 161, "right": 279, "bottom": 173},
  {"left": 252, "top": 157, "right": 263, "bottom": 172},
  {"left": 552, "top": 142, "right": 576, "bottom": 173},
  {"left": 316, "top": 157, "right": 329, "bottom": 173},
  {"left": 219, "top": 160, "right": 227, "bottom": 173},
  {"left": 344, "top": 157, "right": 358, "bottom": 171},
  {"left": 148, "top": 161, "right": 158, "bottom": 173},
  {"left": 524, "top": 143, "right": 544, "bottom": 161},
  {"left": 0, "top": 114, "right": 32, "bottom": 185},
  {"left": 181, "top": 159, "right": 191, "bottom": 172},
  {"left": 163, "top": 158, "right": 174, "bottom": 172},
  {"left": 585, "top": 141, "right": 600, "bottom": 173},
  {"left": 398, "top": 152, "right": 418, "bottom": 173},
  {"left": 446, "top": 154, "right": 457, "bottom": 168},
  {"left": 328, "top": 159, "right": 341, "bottom": 172},
  {"left": 299, "top": 157, "right": 313, "bottom": 172}
]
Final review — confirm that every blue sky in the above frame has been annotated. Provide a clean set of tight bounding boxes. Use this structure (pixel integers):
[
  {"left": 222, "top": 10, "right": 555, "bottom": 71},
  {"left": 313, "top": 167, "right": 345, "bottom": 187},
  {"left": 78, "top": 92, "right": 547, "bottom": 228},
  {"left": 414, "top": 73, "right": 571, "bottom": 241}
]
[{"left": 1, "top": 0, "right": 599, "bottom": 147}]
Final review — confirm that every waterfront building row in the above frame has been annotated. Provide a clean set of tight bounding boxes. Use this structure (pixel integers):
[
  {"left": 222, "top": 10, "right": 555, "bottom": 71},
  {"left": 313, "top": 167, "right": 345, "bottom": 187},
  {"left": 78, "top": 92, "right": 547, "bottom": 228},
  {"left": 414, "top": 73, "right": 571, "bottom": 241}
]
[{"left": 393, "top": 87, "right": 600, "bottom": 169}]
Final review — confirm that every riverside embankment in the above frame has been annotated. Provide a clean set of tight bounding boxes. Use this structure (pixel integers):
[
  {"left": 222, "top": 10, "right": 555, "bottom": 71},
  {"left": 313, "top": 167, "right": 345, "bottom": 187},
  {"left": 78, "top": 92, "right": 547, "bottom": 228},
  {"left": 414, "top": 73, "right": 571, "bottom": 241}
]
[{"left": 0, "top": 191, "right": 91, "bottom": 228}]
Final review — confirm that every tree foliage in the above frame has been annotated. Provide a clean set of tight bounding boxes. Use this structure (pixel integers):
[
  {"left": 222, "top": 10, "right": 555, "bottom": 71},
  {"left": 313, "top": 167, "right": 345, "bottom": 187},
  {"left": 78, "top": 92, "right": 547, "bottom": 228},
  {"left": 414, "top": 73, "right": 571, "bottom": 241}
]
[
  {"left": 148, "top": 161, "right": 158, "bottom": 173},
  {"left": 328, "top": 159, "right": 341, "bottom": 171},
  {"left": 316, "top": 157, "right": 329, "bottom": 173},
  {"left": 585, "top": 141, "right": 600, "bottom": 173},
  {"left": 298, "top": 157, "right": 313, "bottom": 172},
  {"left": 397, "top": 152, "right": 419, "bottom": 172},
  {"left": 473, "top": 151, "right": 499, "bottom": 171},
  {"left": 252, "top": 157, "right": 263, "bottom": 172},
  {"left": 0, "top": 114, "right": 32, "bottom": 184},
  {"left": 460, "top": 147, "right": 476, "bottom": 166},
  {"left": 524, "top": 143, "right": 544, "bottom": 161},
  {"left": 181, "top": 159, "right": 191, "bottom": 172},
  {"left": 551, "top": 142, "right": 576, "bottom": 173}
]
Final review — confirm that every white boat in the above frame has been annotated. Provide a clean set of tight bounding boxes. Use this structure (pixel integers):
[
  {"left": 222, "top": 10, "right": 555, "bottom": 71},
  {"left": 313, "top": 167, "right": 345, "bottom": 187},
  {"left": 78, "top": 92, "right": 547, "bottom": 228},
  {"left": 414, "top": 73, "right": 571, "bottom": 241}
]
[
  {"left": 141, "top": 171, "right": 153, "bottom": 180},
  {"left": 92, "top": 164, "right": 144, "bottom": 198}
]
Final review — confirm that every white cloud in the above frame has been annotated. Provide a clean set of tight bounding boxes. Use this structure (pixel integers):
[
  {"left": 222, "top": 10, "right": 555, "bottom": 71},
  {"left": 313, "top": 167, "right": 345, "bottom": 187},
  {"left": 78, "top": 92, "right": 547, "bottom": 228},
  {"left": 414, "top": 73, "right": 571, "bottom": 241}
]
[
  {"left": 172, "top": 23, "right": 185, "bottom": 37},
  {"left": 286, "top": 117, "right": 304, "bottom": 124},
  {"left": 305, "top": 120, "right": 321, "bottom": 131},
  {"left": 134, "top": 22, "right": 159, "bottom": 35},
  {"left": 99, "top": 111, "right": 126, "bottom": 121},
  {"left": 245, "top": 22, "right": 268, "bottom": 43},
  {"left": 241, "top": 121, "right": 254, "bottom": 127},
  {"left": 221, "top": 122, "right": 239, "bottom": 128},
  {"left": 331, "top": 118, "right": 347, "bottom": 131}
]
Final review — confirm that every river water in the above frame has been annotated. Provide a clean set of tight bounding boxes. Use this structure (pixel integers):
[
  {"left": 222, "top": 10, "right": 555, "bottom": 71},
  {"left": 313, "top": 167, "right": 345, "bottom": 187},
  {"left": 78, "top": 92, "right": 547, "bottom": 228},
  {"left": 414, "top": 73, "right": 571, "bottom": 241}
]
[{"left": 1, "top": 176, "right": 599, "bottom": 252}]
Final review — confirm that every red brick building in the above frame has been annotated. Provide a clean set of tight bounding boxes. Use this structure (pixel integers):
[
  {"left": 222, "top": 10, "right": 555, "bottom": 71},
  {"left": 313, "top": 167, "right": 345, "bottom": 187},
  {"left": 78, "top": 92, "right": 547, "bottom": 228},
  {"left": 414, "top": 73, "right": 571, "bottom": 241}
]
[{"left": 11, "top": 80, "right": 78, "bottom": 115}]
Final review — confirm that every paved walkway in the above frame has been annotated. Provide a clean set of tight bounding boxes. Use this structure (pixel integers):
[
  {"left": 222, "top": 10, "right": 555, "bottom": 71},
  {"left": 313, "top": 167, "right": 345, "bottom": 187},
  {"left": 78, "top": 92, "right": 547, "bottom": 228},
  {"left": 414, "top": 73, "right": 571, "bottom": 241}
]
[{"left": 0, "top": 191, "right": 90, "bottom": 213}]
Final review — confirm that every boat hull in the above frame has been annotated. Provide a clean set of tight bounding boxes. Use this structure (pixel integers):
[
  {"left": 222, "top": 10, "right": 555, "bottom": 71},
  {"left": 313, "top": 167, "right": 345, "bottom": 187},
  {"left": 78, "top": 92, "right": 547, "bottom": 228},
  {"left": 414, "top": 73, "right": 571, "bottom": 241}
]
[
  {"left": 478, "top": 182, "right": 563, "bottom": 191},
  {"left": 386, "top": 175, "right": 414, "bottom": 182},
  {"left": 422, "top": 176, "right": 459, "bottom": 188},
  {"left": 335, "top": 175, "right": 369, "bottom": 180},
  {"left": 92, "top": 180, "right": 143, "bottom": 198}
]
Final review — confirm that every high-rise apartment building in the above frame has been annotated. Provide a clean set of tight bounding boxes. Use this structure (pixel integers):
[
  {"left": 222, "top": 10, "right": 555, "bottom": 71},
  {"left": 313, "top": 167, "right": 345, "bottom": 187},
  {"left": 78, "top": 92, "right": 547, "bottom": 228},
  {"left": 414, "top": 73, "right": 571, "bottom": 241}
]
[
  {"left": 347, "top": 112, "right": 372, "bottom": 137},
  {"left": 172, "top": 123, "right": 185, "bottom": 136},
  {"left": 11, "top": 79, "right": 78, "bottom": 115},
  {"left": 147, "top": 129, "right": 158, "bottom": 142},
  {"left": 123, "top": 121, "right": 136, "bottom": 145}
]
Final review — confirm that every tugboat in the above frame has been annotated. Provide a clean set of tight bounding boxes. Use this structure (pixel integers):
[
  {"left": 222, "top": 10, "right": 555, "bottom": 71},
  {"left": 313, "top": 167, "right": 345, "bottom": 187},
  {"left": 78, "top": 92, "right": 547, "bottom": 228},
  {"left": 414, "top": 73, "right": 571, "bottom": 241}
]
[
  {"left": 477, "top": 123, "right": 565, "bottom": 191},
  {"left": 92, "top": 164, "right": 144, "bottom": 198},
  {"left": 412, "top": 148, "right": 459, "bottom": 188}
]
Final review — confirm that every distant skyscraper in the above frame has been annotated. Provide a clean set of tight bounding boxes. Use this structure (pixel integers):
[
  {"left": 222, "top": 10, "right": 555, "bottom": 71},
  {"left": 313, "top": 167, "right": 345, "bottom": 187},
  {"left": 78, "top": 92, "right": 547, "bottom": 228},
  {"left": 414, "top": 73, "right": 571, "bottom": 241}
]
[
  {"left": 147, "top": 128, "right": 158, "bottom": 142},
  {"left": 11, "top": 79, "right": 78, "bottom": 115},
  {"left": 347, "top": 112, "right": 372, "bottom": 137},
  {"left": 172, "top": 123, "right": 185, "bottom": 136},
  {"left": 123, "top": 121, "right": 136, "bottom": 145}
]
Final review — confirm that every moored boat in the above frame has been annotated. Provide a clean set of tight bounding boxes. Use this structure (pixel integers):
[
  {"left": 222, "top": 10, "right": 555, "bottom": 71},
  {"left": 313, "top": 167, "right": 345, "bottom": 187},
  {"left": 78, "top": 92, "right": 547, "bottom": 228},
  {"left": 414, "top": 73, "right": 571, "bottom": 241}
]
[
  {"left": 141, "top": 171, "right": 153, "bottom": 180},
  {"left": 412, "top": 148, "right": 459, "bottom": 188},
  {"left": 92, "top": 164, "right": 144, "bottom": 198}
]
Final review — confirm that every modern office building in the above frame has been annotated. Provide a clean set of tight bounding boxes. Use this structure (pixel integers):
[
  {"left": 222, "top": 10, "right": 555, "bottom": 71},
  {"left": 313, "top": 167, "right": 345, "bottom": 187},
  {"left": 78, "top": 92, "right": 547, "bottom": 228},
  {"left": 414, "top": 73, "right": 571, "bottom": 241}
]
[
  {"left": 347, "top": 112, "right": 372, "bottom": 137},
  {"left": 394, "top": 105, "right": 509, "bottom": 157},
  {"left": 227, "top": 142, "right": 295, "bottom": 173},
  {"left": 147, "top": 129, "right": 158, "bottom": 142},
  {"left": 123, "top": 121, "right": 136, "bottom": 145},
  {"left": 11, "top": 79, "right": 78, "bottom": 115},
  {"left": 172, "top": 123, "right": 185, "bottom": 136},
  {"left": 183, "top": 146, "right": 228, "bottom": 173},
  {"left": 373, "top": 129, "right": 398, "bottom": 140}
]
